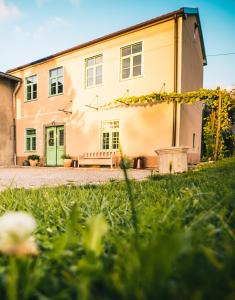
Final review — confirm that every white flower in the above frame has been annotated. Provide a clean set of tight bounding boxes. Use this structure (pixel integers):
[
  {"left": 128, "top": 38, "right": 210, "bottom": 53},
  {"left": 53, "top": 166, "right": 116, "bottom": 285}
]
[{"left": 0, "top": 212, "right": 38, "bottom": 255}]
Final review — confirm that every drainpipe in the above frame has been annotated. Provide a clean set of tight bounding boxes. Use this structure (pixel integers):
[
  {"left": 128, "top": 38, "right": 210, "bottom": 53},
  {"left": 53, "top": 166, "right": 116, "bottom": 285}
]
[
  {"left": 172, "top": 14, "right": 178, "bottom": 147},
  {"left": 12, "top": 81, "right": 21, "bottom": 166}
]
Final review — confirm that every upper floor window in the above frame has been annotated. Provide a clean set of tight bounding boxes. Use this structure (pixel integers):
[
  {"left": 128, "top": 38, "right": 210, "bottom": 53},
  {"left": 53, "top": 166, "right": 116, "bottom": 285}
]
[
  {"left": 101, "top": 120, "right": 119, "bottom": 150},
  {"left": 121, "top": 42, "right": 143, "bottom": 80},
  {"left": 49, "top": 67, "right": 63, "bottom": 96},
  {"left": 25, "top": 75, "right": 37, "bottom": 101},
  {"left": 25, "top": 128, "right": 36, "bottom": 151},
  {"left": 85, "top": 54, "right": 103, "bottom": 88}
]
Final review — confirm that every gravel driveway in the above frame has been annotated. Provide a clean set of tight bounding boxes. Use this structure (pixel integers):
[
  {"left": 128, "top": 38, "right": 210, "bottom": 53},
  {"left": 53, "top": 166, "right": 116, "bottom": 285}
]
[{"left": 0, "top": 167, "right": 152, "bottom": 191}]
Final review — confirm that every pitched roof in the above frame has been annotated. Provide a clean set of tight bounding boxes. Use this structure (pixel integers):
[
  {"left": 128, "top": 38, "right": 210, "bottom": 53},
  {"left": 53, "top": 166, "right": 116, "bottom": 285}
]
[
  {"left": 0, "top": 71, "right": 22, "bottom": 82},
  {"left": 7, "top": 7, "right": 206, "bottom": 73}
]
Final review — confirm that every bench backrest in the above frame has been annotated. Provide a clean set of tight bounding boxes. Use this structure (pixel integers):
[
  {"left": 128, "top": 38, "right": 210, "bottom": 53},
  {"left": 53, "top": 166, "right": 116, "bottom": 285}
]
[{"left": 82, "top": 151, "right": 117, "bottom": 158}]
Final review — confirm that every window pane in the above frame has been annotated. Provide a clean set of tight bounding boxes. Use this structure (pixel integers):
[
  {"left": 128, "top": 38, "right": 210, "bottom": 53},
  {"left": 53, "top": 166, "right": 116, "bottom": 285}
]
[
  {"left": 58, "top": 76, "right": 63, "bottom": 94},
  {"left": 50, "top": 69, "right": 57, "bottom": 78},
  {"left": 122, "top": 57, "right": 130, "bottom": 69},
  {"left": 87, "top": 68, "right": 93, "bottom": 87},
  {"left": 50, "top": 79, "right": 56, "bottom": 95},
  {"left": 27, "top": 92, "right": 31, "bottom": 101},
  {"left": 122, "top": 68, "right": 130, "bottom": 79},
  {"left": 95, "top": 55, "right": 103, "bottom": 64},
  {"left": 26, "top": 129, "right": 36, "bottom": 135},
  {"left": 87, "top": 57, "right": 95, "bottom": 67},
  {"left": 26, "top": 138, "right": 31, "bottom": 151},
  {"left": 33, "top": 91, "right": 37, "bottom": 99},
  {"left": 112, "top": 132, "right": 119, "bottom": 149},
  {"left": 121, "top": 46, "right": 131, "bottom": 57},
  {"left": 95, "top": 65, "right": 102, "bottom": 85},
  {"left": 26, "top": 77, "right": 33, "bottom": 85},
  {"left": 132, "top": 42, "right": 142, "bottom": 54},
  {"left": 32, "top": 76, "right": 37, "bottom": 84},
  {"left": 57, "top": 67, "right": 63, "bottom": 76},
  {"left": 102, "top": 132, "right": 109, "bottom": 149},
  {"left": 32, "top": 137, "right": 36, "bottom": 151},
  {"left": 133, "top": 54, "right": 142, "bottom": 66},
  {"left": 133, "top": 65, "right": 141, "bottom": 76}
]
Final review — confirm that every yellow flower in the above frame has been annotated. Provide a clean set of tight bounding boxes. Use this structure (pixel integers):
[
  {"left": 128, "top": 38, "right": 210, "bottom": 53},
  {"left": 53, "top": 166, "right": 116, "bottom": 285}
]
[{"left": 0, "top": 212, "right": 38, "bottom": 255}]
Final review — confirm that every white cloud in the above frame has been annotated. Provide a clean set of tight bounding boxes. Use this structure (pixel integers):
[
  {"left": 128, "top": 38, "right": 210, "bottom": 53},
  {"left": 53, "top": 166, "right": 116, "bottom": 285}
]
[
  {"left": 36, "top": 0, "right": 80, "bottom": 8},
  {"left": 48, "top": 16, "right": 67, "bottom": 26},
  {"left": 68, "top": 0, "right": 80, "bottom": 6},
  {"left": 0, "top": 0, "right": 21, "bottom": 22}
]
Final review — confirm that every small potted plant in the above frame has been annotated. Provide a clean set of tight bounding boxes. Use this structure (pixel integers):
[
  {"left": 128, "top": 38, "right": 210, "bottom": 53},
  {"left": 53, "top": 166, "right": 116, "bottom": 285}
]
[
  {"left": 27, "top": 154, "right": 40, "bottom": 167},
  {"left": 61, "top": 154, "right": 72, "bottom": 167}
]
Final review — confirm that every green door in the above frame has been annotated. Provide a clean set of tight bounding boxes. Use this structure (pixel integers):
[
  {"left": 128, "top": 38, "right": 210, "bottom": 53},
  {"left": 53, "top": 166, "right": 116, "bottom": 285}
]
[{"left": 46, "top": 126, "right": 64, "bottom": 166}]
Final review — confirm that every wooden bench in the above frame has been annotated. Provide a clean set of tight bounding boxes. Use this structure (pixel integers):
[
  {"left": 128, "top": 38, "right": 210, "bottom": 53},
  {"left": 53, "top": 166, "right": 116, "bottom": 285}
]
[{"left": 78, "top": 151, "right": 118, "bottom": 168}]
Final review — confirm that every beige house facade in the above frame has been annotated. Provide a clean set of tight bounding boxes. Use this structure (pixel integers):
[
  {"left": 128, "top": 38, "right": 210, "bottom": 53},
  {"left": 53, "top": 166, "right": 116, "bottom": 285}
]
[
  {"left": 7, "top": 7, "right": 207, "bottom": 167},
  {"left": 0, "top": 72, "right": 21, "bottom": 166}
]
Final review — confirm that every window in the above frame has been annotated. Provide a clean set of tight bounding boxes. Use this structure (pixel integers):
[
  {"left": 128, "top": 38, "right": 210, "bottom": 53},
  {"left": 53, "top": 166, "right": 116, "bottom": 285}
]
[
  {"left": 25, "top": 129, "right": 36, "bottom": 151},
  {"left": 25, "top": 75, "right": 37, "bottom": 101},
  {"left": 121, "top": 42, "right": 143, "bottom": 80},
  {"left": 49, "top": 67, "right": 63, "bottom": 96},
  {"left": 85, "top": 54, "right": 103, "bottom": 87},
  {"left": 101, "top": 120, "right": 119, "bottom": 150}
]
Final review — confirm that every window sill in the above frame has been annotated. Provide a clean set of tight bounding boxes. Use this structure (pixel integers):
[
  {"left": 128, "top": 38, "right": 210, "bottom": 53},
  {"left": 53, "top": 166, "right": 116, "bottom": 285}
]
[
  {"left": 24, "top": 99, "right": 38, "bottom": 103},
  {"left": 48, "top": 93, "right": 64, "bottom": 98},
  {"left": 85, "top": 83, "right": 103, "bottom": 90},
  {"left": 120, "top": 74, "right": 143, "bottom": 82}
]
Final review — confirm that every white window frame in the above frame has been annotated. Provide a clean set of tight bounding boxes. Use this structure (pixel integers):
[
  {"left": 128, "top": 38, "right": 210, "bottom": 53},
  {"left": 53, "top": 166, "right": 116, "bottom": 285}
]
[
  {"left": 25, "top": 75, "right": 37, "bottom": 102},
  {"left": 120, "top": 41, "right": 143, "bottom": 81},
  {"left": 49, "top": 66, "right": 64, "bottom": 96},
  {"left": 100, "top": 120, "right": 120, "bottom": 151},
  {"left": 85, "top": 54, "right": 103, "bottom": 88},
  {"left": 25, "top": 128, "right": 36, "bottom": 152}
]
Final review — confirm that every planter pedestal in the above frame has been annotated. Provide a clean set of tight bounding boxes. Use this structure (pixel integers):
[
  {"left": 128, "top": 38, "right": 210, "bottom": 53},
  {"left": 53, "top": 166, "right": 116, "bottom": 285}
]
[{"left": 155, "top": 147, "right": 189, "bottom": 174}]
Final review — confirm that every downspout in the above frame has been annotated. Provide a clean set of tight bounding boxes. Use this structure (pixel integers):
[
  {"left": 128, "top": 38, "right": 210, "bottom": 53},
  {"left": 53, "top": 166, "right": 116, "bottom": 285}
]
[
  {"left": 172, "top": 14, "right": 178, "bottom": 147},
  {"left": 12, "top": 81, "right": 21, "bottom": 166}
]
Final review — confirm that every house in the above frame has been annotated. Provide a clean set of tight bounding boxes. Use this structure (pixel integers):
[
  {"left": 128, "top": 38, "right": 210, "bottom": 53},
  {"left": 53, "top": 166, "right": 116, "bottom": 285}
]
[
  {"left": 0, "top": 72, "right": 21, "bottom": 166},
  {"left": 7, "top": 7, "right": 206, "bottom": 167}
]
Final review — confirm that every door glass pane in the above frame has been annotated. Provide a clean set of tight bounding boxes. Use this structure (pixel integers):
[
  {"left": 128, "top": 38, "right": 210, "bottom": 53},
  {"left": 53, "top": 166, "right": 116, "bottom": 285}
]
[
  {"left": 112, "top": 132, "right": 119, "bottom": 149},
  {"left": 102, "top": 132, "right": 109, "bottom": 149},
  {"left": 48, "top": 131, "right": 54, "bottom": 146},
  {"left": 59, "top": 130, "right": 64, "bottom": 146}
]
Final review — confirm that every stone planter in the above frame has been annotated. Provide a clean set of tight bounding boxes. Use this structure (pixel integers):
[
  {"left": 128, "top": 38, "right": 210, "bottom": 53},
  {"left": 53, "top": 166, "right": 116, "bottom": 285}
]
[
  {"left": 63, "top": 159, "right": 72, "bottom": 168},
  {"left": 155, "top": 147, "right": 189, "bottom": 174},
  {"left": 29, "top": 159, "right": 38, "bottom": 167}
]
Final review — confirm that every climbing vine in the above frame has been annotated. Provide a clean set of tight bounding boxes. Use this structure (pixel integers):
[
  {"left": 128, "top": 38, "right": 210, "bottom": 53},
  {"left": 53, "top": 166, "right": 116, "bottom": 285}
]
[{"left": 101, "top": 88, "right": 235, "bottom": 160}]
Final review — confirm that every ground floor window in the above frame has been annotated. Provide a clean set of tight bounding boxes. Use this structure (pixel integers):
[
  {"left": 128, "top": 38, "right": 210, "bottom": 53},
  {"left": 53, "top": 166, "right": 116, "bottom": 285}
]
[
  {"left": 101, "top": 120, "right": 119, "bottom": 150},
  {"left": 25, "top": 128, "right": 36, "bottom": 151}
]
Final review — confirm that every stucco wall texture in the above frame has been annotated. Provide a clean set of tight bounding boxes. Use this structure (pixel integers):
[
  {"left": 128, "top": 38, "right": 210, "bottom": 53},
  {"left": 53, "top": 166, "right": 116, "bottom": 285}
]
[
  {"left": 0, "top": 78, "right": 15, "bottom": 166},
  {"left": 10, "top": 14, "right": 204, "bottom": 167}
]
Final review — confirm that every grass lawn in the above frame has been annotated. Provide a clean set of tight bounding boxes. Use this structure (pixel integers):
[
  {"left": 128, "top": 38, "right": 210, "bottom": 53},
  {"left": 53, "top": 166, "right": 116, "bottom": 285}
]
[{"left": 0, "top": 157, "right": 235, "bottom": 300}]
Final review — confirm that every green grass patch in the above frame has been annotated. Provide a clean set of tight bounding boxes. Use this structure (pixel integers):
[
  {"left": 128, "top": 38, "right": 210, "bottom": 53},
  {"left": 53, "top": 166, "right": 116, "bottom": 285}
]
[{"left": 0, "top": 157, "right": 235, "bottom": 299}]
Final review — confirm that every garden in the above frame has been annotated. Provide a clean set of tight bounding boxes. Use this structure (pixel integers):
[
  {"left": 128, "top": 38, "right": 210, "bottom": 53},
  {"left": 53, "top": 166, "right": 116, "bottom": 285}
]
[{"left": 0, "top": 157, "right": 235, "bottom": 299}]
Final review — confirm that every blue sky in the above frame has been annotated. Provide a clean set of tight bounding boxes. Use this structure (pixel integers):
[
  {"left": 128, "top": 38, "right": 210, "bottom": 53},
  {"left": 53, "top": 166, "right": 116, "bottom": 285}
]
[{"left": 0, "top": 0, "right": 235, "bottom": 89}]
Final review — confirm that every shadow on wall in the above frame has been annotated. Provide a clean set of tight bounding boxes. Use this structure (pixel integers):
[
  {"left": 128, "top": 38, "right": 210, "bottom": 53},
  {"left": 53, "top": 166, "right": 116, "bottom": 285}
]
[{"left": 0, "top": 103, "right": 13, "bottom": 165}]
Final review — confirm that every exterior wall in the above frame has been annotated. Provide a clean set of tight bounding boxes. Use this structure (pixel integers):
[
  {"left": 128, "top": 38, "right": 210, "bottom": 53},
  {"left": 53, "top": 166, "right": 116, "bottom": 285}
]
[
  {"left": 11, "top": 19, "right": 177, "bottom": 167},
  {"left": 179, "top": 15, "right": 204, "bottom": 163},
  {"left": 10, "top": 14, "right": 204, "bottom": 167},
  {"left": 0, "top": 78, "right": 15, "bottom": 165}
]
